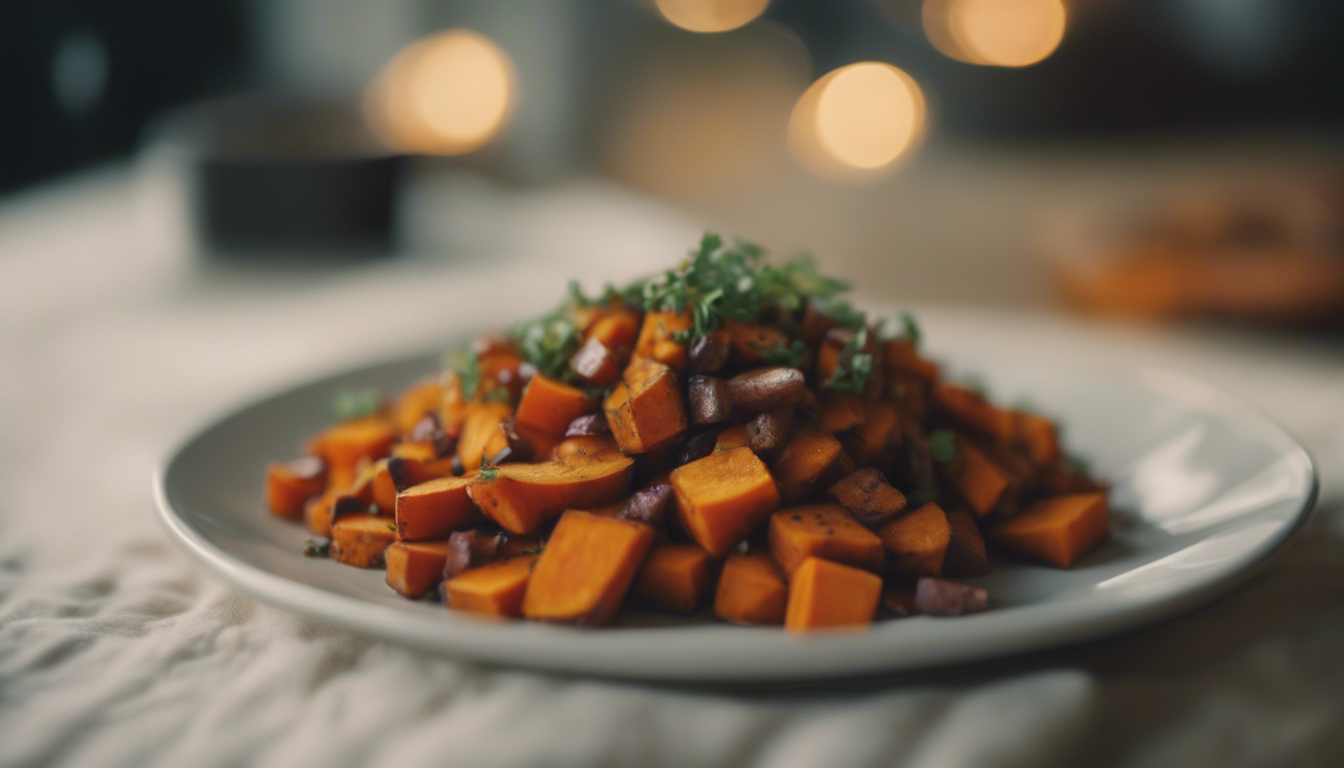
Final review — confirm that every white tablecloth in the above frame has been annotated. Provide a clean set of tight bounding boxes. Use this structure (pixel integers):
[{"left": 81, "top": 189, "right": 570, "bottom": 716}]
[{"left": 2, "top": 165, "right": 1342, "bottom": 768}]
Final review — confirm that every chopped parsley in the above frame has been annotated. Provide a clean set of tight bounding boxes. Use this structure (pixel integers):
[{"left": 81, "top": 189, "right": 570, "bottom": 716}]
[
  {"left": 303, "top": 539, "right": 331, "bottom": 558},
  {"left": 479, "top": 456, "right": 500, "bottom": 482},
  {"left": 756, "top": 338, "right": 809, "bottom": 367},
  {"left": 929, "top": 430, "right": 958, "bottom": 463},
  {"left": 899, "top": 312, "right": 922, "bottom": 349},
  {"left": 509, "top": 310, "right": 581, "bottom": 382},
  {"left": 331, "top": 387, "right": 382, "bottom": 422},
  {"left": 823, "top": 327, "right": 874, "bottom": 394},
  {"left": 442, "top": 348, "right": 480, "bottom": 400}
]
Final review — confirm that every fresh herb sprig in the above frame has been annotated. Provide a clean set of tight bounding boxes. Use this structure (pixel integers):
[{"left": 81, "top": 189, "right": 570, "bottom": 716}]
[
  {"left": 510, "top": 310, "right": 581, "bottom": 382},
  {"left": 929, "top": 430, "right": 958, "bottom": 463},
  {"left": 332, "top": 387, "right": 382, "bottom": 422}
]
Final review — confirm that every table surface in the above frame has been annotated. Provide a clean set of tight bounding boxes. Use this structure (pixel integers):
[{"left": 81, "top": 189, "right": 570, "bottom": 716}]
[{"left": 1, "top": 157, "right": 1342, "bottom": 768}]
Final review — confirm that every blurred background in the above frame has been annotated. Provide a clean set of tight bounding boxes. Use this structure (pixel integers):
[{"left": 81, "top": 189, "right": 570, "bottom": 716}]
[{"left": 4, "top": 0, "right": 1344, "bottom": 319}]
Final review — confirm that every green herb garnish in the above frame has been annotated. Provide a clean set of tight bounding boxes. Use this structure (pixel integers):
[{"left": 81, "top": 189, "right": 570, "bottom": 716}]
[
  {"left": 509, "top": 310, "right": 581, "bottom": 382},
  {"left": 899, "top": 312, "right": 922, "bottom": 348},
  {"left": 1066, "top": 452, "right": 1093, "bottom": 477},
  {"left": 823, "top": 327, "right": 874, "bottom": 394},
  {"left": 331, "top": 387, "right": 382, "bottom": 422},
  {"left": 756, "top": 338, "right": 809, "bottom": 367},
  {"left": 303, "top": 539, "right": 331, "bottom": 557},
  {"left": 479, "top": 456, "right": 500, "bottom": 482},
  {"left": 442, "top": 348, "right": 481, "bottom": 400},
  {"left": 929, "top": 430, "right": 958, "bottom": 463}
]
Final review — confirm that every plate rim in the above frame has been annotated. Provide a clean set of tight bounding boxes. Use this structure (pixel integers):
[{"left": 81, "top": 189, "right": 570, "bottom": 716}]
[{"left": 153, "top": 349, "right": 1320, "bottom": 683}]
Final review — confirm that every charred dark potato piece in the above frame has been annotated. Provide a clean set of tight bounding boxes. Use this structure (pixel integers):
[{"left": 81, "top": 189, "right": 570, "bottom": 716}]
[
  {"left": 441, "top": 530, "right": 507, "bottom": 580},
  {"left": 568, "top": 338, "right": 623, "bottom": 388},
  {"left": 828, "top": 468, "right": 908, "bottom": 529},
  {"left": 914, "top": 577, "right": 989, "bottom": 616},
  {"left": 615, "top": 483, "right": 674, "bottom": 527},
  {"left": 687, "top": 331, "right": 731, "bottom": 374},
  {"left": 496, "top": 417, "right": 535, "bottom": 463},
  {"left": 747, "top": 406, "right": 795, "bottom": 453},
  {"left": 565, "top": 412, "right": 610, "bottom": 437},
  {"left": 677, "top": 428, "right": 719, "bottom": 464},
  {"left": 687, "top": 375, "right": 733, "bottom": 426},
  {"left": 727, "top": 367, "right": 806, "bottom": 416},
  {"left": 894, "top": 428, "right": 939, "bottom": 505}
]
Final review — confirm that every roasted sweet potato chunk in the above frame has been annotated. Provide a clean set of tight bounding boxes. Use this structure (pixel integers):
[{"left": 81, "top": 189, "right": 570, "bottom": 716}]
[
  {"left": 1013, "top": 411, "right": 1061, "bottom": 467},
  {"left": 631, "top": 544, "right": 712, "bottom": 613},
  {"left": 390, "top": 378, "right": 444, "bottom": 435},
  {"left": 443, "top": 554, "right": 539, "bottom": 618},
  {"left": 670, "top": 446, "right": 781, "bottom": 556},
  {"left": 515, "top": 374, "right": 596, "bottom": 436},
  {"left": 818, "top": 393, "right": 865, "bottom": 433},
  {"left": 842, "top": 401, "right": 902, "bottom": 467},
  {"left": 385, "top": 540, "right": 450, "bottom": 598},
  {"left": 330, "top": 513, "right": 397, "bottom": 568},
  {"left": 944, "top": 509, "right": 992, "bottom": 577},
  {"left": 456, "top": 402, "right": 512, "bottom": 469},
  {"left": 771, "top": 429, "right": 847, "bottom": 502},
  {"left": 987, "top": 492, "right": 1109, "bottom": 568},
  {"left": 934, "top": 384, "right": 1014, "bottom": 441},
  {"left": 468, "top": 454, "right": 635, "bottom": 534},
  {"left": 634, "top": 309, "right": 693, "bottom": 370},
  {"left": 884, "top": 338, "right": 939, "bottom": 383},
  {"left": 828, "top": 467, "right": 907, "bottom": 528},
  {"left": 722, "top": 320, "right": 791, "bottom": 364},
  {"left": 306, "top": 416, "right": 396, "bottom": 489},
  {"left": 266, "top": 456, "right": 326, "bottom": 520},
  {"left": 521, "top": 510, "right": 655, "bottom": 625},
  {"left": 944, "top": 437, "right": 1010, "bottom": 517},
  {"left": 768, "top": 505, "right": 885, "bottom": 576},
  {"left": 876, "top": 502, "right": 951, "bottom": 577},
  {"left": 603, "top": 356, "right": 688, "bottom": 453},
  {"left": 714, "top": 424, "right": 752, "bottom": 453},
  {"left": 784, "top": 557, "right": 882, "bottom": 632},
  {"left": 395, "top": 473, "right": 484, "bottom": 540},
  {"left": 552, "top": 434, "right": 621, "bottom": 463},
  {"left": 585, "top": 309, "right": 641, "bottom": 351},
  {"left": 714, "top": 552, "right": 787, "bottom": 625}
]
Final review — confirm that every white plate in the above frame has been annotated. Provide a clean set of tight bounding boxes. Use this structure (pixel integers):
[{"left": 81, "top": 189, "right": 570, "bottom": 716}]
[{"left": 154, "top": 325, "right": 1317, "bottom": 683}]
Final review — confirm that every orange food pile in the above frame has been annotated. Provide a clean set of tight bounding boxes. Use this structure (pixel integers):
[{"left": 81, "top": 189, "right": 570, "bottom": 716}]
[{"left": 266, "top": 237, "right": 1108, "bottom": 630}]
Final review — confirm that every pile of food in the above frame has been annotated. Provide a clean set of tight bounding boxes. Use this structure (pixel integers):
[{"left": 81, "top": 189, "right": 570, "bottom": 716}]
[{"left": 267, "top": 235, "right": 1109, "bottom": 631}]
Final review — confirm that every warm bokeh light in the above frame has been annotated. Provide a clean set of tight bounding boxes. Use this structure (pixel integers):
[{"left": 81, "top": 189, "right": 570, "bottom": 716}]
[
  {"left": 788, "top": 62, "right": 926, "bottom": 181},
  {"left": 365, "top": 30, "right": 516, "bottom": 155},
  {"left": 924, "top": 0, "right": 1066, "bottom": 68},
  {"left": 654, "top": 0, "right": 772, "bottom": 33}
]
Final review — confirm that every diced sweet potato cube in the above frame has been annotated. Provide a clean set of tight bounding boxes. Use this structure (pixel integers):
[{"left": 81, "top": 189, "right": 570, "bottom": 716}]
[
  {"left": 586, "top": 309, "right": 641, "bottom": 351},
  {"left": 1013, "top": 411, "right": 1061, "bottom": 467},
  {"left": 391, "top": 378, "right": 443, "bottom": 435},
  {"left": 515, "top": 374, "right": 596, "bottom": 436},
  {"left": 768, "top": 505, "right": 885, "bottom": 576},
  {"left": 631, "top": 544, "right": 712, "bottom": 613},
  {"left": 884, "top": 338, "right": 939, "bottom": 382},
  {"left": 987, "top": 492, "right": 1109, "bottom": 568},
  {"left": 771, "top": 429, "right": 847, "bottom": 502},
  {"left": 945, "top": 437, "right": 1010, "bottom": 517},
  {"left": 714, "top": 552, "right": 787, "bottom": 625},
  {"left": 876, "top": 502, "right": 951, "bottom": 577},
  {"left": 385, "top": 540, "right": 450, "bottom": 598},
  {"left": 721, "top": 319, "right": 791, "bottom": 364},
  {"left": 552, "top": 435, "right": 621, "bottom": 463},
  {"left": 714, "top": 424, "right": 752, "bottom": 452},
  {"left": 784, "top": 557, "right": 881, "bottom": 632},
  {"left": 330, "top": 513, "right": 397, "bottom": 568},
  {"left": 456, "top": 402, "right": 512, "bottom": 469},
  {"left": 476, "top": 349, "right": 527, "bottom": 402},
  {"left": 444, "top": 554, "right": 539, "bottom": 618},
  {"left": 843, "top": 401, "right": 903, "bottom": 467},
  {"left": 395, "top": 473, "right": 484, "bottom": 540},
  {"left": 934, "top": 384, "right": 1014, "bottom": 441},
  {"left": 306, "top": 416, "right": 397, "bottom": 489},
  {"left": 818, "top": 393, "right": 865, "bottom": 433},
  {"left": 603, "top": 356, "right": 688, "bottom": 453},
  {"left": 521, "top": 510, "right": 655, "bottom": 625},
  {"left": 634, "top": 309, "right": 693, "bottom": 370},
  {"left": 266, "top": 457, "right": 326, "bottom": 520},
  {"left": 468, "top": 454, "right": 635, "bottom": 534},
  {"left": 828, "top": 467, "right": 907, "bottom": 528},
  {"left": 304, "top": 488, "right": 340, "bottom": 536},
  {"left": 943, "top": 509, "right": 991, "bottom": 577},
  {"left": 670, "top": 446, "right": 781, "bottom": 556}
]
